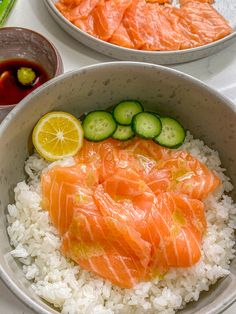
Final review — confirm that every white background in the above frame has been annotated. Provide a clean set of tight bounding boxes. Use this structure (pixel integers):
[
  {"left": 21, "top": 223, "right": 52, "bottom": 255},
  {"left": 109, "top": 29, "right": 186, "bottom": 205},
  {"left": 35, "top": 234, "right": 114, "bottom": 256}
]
[{"left": 1, "top": 0, "right": 236, "bottom": 313}]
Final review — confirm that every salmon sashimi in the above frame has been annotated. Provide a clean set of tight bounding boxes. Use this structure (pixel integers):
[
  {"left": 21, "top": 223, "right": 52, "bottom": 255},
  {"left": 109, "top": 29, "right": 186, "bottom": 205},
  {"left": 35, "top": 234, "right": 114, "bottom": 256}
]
[
  {"left": 75, "top": 138, "right": 124, "bottom": 181},
  {"left": 121, "top": 0, "right": 180, "bottom": 51},
  {"left": 141, "top": 150, "right": 220, "bottom": 199},
  {"left": 55, "top": 0, "right": 83, "bottom": 18},
  {"left": 109, "top": 22, "right": 135, "bottom": 49},
  {"left": 147, "top": 0, "right": 171, "bottom": 3},
  {"left": 95, "top": 186, "right": 149, "bottom": 232},
  {"left": 179, "top": 3, "right": 233, "bottom": 45},
  {"left": 180, "top": 0, "right": 214, "bottom": 5},
  {"left": 148, "top": 192, "right": 206, "bottom": 271},
  {"left": 74, "top": 14, "right": 95, "bottom": 36},
  {"left": 92, "top": 0, "right": 132, "bottom": 41},
  {"left": 41, "top": 138, "right": 220, "bottom": 288},
  {"left": 102, "top": 168, "right": 155, "bottom": 212},
  {"left": 75, "top": 138, "right": 143, "bottom": 182},
  {"left": 122, "top": 0, "right": 155, "bottom": 49},
  {"left": 63, "top": 0, "right": 101, "bottom": 21},
  {"left": 118, "top": 137, "right": 172, "bottom": 161},
  {"left": 61, "top": 211, "right": 151, "bottom": 288},
  {"left": 41, "top": 163, "right": 99, "bottom": 235},
  {"left": 141, "top": 3, "right": 182, "bottom": 51},
  {"left": 162, "top": 5, "right": 203, "bottom": 49},
  {"left": 55, "top": 0, "right": 232, "bottom": 51}
]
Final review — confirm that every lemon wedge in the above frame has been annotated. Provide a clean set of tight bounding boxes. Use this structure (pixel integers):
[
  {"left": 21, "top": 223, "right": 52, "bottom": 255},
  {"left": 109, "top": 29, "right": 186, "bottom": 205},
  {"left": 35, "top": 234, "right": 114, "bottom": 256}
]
[{"left": 32, "top": 111, "right": 83, "bottom": 161}]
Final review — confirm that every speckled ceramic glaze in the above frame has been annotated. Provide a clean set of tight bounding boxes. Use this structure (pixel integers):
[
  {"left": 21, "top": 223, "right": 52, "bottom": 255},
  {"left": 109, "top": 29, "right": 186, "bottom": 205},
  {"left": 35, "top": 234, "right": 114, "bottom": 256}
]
[
  {"left": 0, "top": 62, "right": 236, "bottom": 314},
  {"left": 0, "top": 27, "right": 64, "bottom": 121},
  {"left": 43, "top": 0, "right": 236, "bottom": 65}
]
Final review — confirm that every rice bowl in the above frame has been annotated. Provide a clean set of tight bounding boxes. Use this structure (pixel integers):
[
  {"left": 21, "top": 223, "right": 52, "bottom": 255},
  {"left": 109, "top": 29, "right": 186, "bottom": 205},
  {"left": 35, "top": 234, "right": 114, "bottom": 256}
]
[{"left": 0, "top": 62, "right": 236, "bottom": 314}]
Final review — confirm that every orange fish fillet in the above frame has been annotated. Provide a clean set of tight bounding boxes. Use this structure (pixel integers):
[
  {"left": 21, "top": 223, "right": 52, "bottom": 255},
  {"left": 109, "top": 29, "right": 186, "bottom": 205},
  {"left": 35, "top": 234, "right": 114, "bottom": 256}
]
[
  {"left": 179, "top": 2, "right": 232, "bottom": 45},
  {"left": 61, "top": 210, "right": 151, "bottom": 288},
  {"left": 147, "top": 192, "right": 206, "bottom": 272},
  {"left": 55, "top": 0, "right": 232, "bottom": 51},
  {"left": 41, "top": 138, "right": 219, "bottom": 288},
  {"left": 92, "top": 0, "right": 132, "bottom": 40},
  {"left": 180, "top": 0, "right": 214, "bottom": 5},
  {"left": 109, "top": 22, "right": 134, "bottom": 48},
  {"left": 41, "top": 163, "right": 99, "bottom": 235},
  {"left": 147, "top": 0, "right": 171, "bottom": 3},
  {"left": 62, "top": 0, "right": 101, "bottom": 21}
]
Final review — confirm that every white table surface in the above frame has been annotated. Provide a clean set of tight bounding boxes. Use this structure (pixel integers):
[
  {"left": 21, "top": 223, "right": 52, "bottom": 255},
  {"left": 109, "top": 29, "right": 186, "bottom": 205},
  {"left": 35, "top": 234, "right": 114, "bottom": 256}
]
[{"left": 1, "top": 0, "right": 236, "bottom": 313}]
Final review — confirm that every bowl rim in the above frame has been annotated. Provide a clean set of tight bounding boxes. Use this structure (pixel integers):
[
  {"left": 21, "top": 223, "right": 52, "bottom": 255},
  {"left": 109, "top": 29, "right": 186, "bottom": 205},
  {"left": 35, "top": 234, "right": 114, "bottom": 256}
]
[
  {"left": 0, "top": 26, "right": 64, "bottom": 110},
  {"left": 44, "top": 0, "right": 236, "bottom": 57},
  {"left": 0, "top": 61, "right": 236, "bottom": 314}
]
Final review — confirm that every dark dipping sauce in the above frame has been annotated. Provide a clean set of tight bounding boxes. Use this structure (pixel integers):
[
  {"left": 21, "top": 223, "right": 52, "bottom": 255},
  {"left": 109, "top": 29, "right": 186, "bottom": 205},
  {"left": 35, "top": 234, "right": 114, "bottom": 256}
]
[{"left": 0, "top": 59, "right": 49, "bottom": 106}]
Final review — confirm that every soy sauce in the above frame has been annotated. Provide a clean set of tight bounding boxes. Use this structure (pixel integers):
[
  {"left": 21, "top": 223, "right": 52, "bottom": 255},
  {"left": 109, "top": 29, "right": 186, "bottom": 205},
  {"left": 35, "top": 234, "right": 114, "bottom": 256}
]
[{"left": 0, "top": 59, "right": 49, "bottom": 106}]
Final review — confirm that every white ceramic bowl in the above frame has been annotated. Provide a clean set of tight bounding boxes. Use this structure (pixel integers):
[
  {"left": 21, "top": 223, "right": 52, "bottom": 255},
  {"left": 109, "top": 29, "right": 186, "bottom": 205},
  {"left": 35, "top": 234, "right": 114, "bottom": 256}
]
[
  {"left": 44, "top": 0, "right": 236, "bottom": 65},
  {"left": 0, "top": 62, "right": 236, "bottom": 314}
]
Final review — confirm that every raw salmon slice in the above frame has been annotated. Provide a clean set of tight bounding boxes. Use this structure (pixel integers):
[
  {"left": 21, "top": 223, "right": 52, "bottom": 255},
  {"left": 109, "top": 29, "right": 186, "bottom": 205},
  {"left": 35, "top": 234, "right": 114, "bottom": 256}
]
[
  {"left": 180, "top": 0, "right": 214, "bottom": 4},
  {"left": 74, "top": 14, "right": 95, "bottom": 36},
  {"left": 61, "top": 211, "right": 151, "bottom": 288},
  {"left": 92, "top": 0, "right": 132, "bottom": 41},
  {"left": 75, "top": 138, "right": 140, "bottom": 181},
  {"left": 162, "top": 5, "right": 203, "bottom": 49},
  {"left": 97, "top": 178, "right": 153, "bottom": 243},
  {"left": 75, "top": 139, "right": 118, "bottom": 180},
  {"left": 55, "top": 0, "right": 82, "bottom": 14},
  {"left": 41, "top": 163, "right": 99, "bottom": 235},
  {"left": 146, "top": 0, "right": 171, "bottom": 3},
  {"left": 109, "top": 22, "right": 135, "bottom": 48},
  {"left": 141, "top": 3, "right": 182, "bottom": 51},
  {"left": 75, "top": 138, "right": 120, "bottom": 164},
  {"left": 64, "top": 0, "right": 102, "bottom": 21},
  {"left": 143, "top": 150, "right": 220, "bottom": 200},
  {"left": 121, "top": 137, "right": 172, "bottom": 161},
  {"left": 179, "top": 2, "right": 232, "bottom": 45},
  {"left": 102, "top": 167, "right": 155, "bottom": 212},
  {"left": 146, "top": 192, "right": 206, "bottom": 273},
  {"left": 56, "top": 0, "right": 92, "bottom": 21},
  {"left": 122, "top": 139, "right": 220, "bottom": 200},
  {"left": 122, "top": 0, "right": 158, "bottom": 49},
  {"left": 122, "top": 0, "right": 180, "bottom": 51}
]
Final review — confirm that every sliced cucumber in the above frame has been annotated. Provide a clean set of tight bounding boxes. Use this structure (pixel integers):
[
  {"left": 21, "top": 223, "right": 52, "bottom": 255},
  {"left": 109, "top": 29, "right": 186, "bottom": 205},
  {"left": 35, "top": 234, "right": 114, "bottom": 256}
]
[
  {"left": 112, "top": 125, "right": 134, "bottom": 141},
  {"left": 154, "top": 117, "right": 186, "bottom": 148},
  {"left": 113, "top": 100, "right": 143, "bottom": 125},
  {"left": 83, "top": 110, "right": 117, "bottom": 142},
  {"left": 132, "top": 112, "right": 162, "bottom": 139}
]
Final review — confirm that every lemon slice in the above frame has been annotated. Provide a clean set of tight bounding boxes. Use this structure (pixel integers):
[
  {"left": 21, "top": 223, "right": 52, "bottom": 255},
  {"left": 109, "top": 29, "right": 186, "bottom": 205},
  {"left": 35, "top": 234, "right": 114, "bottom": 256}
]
[{"left": 32, "top": 111, "right": 84, "bottom": 161}]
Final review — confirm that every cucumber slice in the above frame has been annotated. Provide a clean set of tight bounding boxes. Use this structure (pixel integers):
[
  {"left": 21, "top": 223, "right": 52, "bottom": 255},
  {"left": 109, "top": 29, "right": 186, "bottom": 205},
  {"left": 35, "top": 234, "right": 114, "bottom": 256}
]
[
  {"left": 83, "top": 110, "right": 117, "bottom": 142},
  {"left": 132, "top": 112, "right": 162, "bottom": 139},
  {"left": 112, "top": 125, "right": 135, "bottom": 141},
  {"left": 154, "top": 117, "right": 186, "bottom": 148},
  {"left": 113, "top": 100, "right": 143, "bottom": 125}
]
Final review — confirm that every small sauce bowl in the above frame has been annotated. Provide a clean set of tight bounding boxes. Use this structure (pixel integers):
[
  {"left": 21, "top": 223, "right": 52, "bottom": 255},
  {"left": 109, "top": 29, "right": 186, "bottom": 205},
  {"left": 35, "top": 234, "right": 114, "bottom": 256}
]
[{"left": 0, "top": 27, "right": 63, "bottom": 120}]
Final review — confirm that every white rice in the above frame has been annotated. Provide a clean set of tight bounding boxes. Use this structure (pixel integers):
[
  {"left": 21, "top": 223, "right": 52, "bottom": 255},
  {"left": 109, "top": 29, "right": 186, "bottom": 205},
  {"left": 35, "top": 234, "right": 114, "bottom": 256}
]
[{"left": 7, "top": 132, "right": 236, "bottom": 314}]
